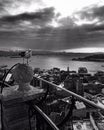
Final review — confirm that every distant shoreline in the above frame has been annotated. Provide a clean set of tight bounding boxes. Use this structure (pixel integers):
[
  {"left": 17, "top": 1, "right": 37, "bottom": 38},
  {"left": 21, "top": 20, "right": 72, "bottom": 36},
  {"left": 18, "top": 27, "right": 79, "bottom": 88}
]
[
  {"left": 72, "top": 53, "right": 104, "bottom": 62},
  {"left": 72, "top": 59, "right": 104, "bottom": 62}
]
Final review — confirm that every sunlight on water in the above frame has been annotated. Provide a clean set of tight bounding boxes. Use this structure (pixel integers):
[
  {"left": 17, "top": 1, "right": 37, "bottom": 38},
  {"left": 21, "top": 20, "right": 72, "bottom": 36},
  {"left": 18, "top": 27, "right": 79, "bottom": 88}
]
[{"left": 0, "top": 56, "right": 104, "bottom": 74}]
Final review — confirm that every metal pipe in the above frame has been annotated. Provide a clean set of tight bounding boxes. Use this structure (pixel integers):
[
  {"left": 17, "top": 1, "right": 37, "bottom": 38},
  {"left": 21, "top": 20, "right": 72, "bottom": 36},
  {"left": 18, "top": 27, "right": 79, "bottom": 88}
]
[
  {"left": 0, "top": 81, "right": 11, "bottom": 88},
  {"left": 90, "top": 113, "right": 99, "bottom": 130},
  {"left": 33, "top": 105, "right": 60, "bottom": 130}
]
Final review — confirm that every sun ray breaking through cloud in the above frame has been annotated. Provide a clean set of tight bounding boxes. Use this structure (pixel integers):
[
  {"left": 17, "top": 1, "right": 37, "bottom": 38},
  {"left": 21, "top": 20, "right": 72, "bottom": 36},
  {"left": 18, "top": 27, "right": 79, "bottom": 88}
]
[{"left": 0, "top": 0, "right": 104, "bottom": 51}]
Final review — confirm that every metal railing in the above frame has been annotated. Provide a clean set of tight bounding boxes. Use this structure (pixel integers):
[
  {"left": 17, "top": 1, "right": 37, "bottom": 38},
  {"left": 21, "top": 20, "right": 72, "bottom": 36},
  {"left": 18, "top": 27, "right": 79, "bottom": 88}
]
[
  {"left": 29, "top": 103, "right": 60, "bottom": 130},
  {"left": 33, "top": 76, "right": 104, "bottom": 111},
  {"left": 1, "top": 75, "right": 104, "bottom": 130},
  {"left": 29, "top": 76, "right": 104, "bottom": 130}
]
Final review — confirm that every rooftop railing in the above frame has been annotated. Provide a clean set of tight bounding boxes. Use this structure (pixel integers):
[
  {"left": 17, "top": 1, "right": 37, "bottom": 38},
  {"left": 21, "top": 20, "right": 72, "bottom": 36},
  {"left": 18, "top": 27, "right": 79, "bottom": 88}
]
[
  {"left": 28, "top": 76, "right": 104, "bottom": 130},
  {"left": 33, "top": 76, "right": 104, "bottom": 111},
  {"left": 1, "top": 75, "right": 104, "bottom": 130}
]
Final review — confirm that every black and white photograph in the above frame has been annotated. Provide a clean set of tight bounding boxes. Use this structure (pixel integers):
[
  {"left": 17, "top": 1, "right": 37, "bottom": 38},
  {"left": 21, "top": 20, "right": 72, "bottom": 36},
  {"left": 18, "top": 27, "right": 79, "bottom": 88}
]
[{"left": 0, "top": 0, "right": 104, "bottom": 130}]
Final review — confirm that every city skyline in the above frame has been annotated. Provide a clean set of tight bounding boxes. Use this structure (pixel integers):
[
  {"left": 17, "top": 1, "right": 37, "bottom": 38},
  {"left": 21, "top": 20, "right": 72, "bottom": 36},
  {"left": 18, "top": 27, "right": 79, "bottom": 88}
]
[{"left": 0, "top": 0, "right": 104, "bottom": 52}]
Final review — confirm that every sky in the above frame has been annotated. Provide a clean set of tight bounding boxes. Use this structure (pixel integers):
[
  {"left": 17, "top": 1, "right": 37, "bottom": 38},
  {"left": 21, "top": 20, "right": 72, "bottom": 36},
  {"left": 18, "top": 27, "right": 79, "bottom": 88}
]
[{"left": 0, "top": 0, "right": 104, "bottom": 52}]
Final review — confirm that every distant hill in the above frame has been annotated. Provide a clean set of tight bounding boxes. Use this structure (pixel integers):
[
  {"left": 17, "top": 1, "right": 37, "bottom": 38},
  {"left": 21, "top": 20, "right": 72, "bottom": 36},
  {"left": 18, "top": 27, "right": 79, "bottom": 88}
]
[
  {"left": 72, "top": 53, "right": 104, "bottom": 62},
  {"left": 32, "top": 50, "right": 94, "bottom": 57},
  {"left": 0, "top": 49, "right": 101, "bottom": 58},
  {"left": 0, "top": 50, "right": 19, "bottom": 57}
]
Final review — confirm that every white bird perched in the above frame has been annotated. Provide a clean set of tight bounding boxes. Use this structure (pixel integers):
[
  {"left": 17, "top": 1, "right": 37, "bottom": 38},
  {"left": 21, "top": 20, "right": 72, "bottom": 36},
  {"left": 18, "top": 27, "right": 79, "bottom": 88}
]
[
  {"left": 25, "top": 49, "right": 32, "bottom": 64},
  {"left": 19, "top": 49, "right": 32, "bottom": 64}
]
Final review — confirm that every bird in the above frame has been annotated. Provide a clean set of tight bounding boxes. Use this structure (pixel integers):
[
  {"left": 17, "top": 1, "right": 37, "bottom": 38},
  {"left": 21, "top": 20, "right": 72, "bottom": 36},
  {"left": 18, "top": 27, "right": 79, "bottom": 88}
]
[
  {"left": 25, "top": 49, "right": 32, "bottom": 64},
  {"left": 19, "top": 49, "right": 32, "bottom": 64}
]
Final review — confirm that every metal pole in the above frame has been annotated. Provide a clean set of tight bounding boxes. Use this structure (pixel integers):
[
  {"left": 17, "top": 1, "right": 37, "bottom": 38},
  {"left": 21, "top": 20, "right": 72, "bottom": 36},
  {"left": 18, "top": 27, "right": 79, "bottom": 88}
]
[{"left": 33, "top": 105, "right": 60, "bottom": 130}]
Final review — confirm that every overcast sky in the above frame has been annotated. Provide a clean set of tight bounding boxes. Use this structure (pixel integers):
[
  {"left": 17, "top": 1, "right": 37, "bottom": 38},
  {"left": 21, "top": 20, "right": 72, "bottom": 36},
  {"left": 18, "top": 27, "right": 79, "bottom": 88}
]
[{"left": 0, "top": 0, "right": 104, "bottom": 52}]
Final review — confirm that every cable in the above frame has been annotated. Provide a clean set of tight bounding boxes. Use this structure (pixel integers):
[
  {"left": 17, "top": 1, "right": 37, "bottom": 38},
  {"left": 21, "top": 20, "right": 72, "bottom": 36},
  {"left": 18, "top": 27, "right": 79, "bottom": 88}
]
[
  {"left": 0, "top": 63, "right": 50, "bottom": 130},
  {"left": 0, "top": 63, "right": 19, "bottom": 130},
  {"left": 1, "top": 63, "right": 19, "bottom": 93},
  {"left": 57, "top": 96, "right": 75, "bottom": 129}
]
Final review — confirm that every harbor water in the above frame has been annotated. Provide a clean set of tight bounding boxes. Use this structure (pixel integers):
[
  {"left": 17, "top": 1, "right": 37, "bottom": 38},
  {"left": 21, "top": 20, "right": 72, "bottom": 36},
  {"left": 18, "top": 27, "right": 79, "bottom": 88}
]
[{"left": 1, "top": 55, "right": 104, "bottom": 74}]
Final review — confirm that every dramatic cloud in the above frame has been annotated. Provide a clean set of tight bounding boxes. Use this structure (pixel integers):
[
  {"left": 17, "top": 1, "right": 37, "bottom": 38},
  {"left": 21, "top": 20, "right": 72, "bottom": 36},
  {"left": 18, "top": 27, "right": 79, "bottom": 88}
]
[
  {"left": 75, "top": 5, "right": 104, "bottom": 25},
  {"left": 0, "top": 0, "right": 104, "bottom": 51},
  {"left": 0, "top": 0, "right": 44, "bottom": 16},
  {"left": 1, "top": 7, "right": 54, "bottom": 24},
  {"left": 0, "top": 7, "right": 56, "bottom": 31}
]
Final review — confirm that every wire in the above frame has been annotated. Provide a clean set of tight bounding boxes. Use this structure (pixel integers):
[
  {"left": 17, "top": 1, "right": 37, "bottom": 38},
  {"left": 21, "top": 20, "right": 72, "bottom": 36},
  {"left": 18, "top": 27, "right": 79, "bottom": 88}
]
[
  {"left": 0, "top": 63, "right": 19, "bottom": 130},
  {"left": 57, "top": 96, "right": 75, "bottom": 129},
  {"left": 1, "top": 63, "right": 19, "bottom": 93}
]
